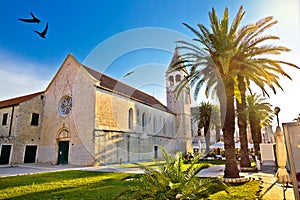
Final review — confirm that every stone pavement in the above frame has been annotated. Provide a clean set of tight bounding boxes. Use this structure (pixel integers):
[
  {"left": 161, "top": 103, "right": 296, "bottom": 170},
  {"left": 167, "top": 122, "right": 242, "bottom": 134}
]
[{"left": 0, "top": 163, "right": 296, "bottom": 199}]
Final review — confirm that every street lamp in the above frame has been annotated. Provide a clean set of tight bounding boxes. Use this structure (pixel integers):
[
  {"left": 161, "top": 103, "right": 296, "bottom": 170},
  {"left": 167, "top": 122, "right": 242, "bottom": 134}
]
[{"left": 274, "top": 107, "right": 280, "bottom": 126}]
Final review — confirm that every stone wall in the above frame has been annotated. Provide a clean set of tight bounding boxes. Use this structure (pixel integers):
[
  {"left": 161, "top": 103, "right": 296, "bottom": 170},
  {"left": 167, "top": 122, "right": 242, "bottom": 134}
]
[
  {"left": 0, "top": 94, "right": 44, "bottom": 164},
  {"left": 12, "top": 95, "right": 43, "bottom": 164},
  {"left": 38, "top": 55, "right": 95, "bottom": 166},
  {"left": 94, "top": 88, "right": 178, "bottom": 165},
  {"left": 94, "top": 130, "right": 177, "bottom": 165}
]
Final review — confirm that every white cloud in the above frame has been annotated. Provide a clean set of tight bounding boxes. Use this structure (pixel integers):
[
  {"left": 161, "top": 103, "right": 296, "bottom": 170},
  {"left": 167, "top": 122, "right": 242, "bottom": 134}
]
[
  {"left": 0, "top": 68, "right": 49, "bottom": 100},
  {"left": 0, "top": 52, "right": 52, "bottom": 101}
]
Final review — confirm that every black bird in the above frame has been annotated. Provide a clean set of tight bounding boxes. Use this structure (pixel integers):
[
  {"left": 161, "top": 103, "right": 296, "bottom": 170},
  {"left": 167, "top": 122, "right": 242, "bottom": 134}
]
[
  {"left": 18, "top": 12, "right": 41, "bottom": 24},
  {"left": 123, "top": 71, "right": 135, "bottom": 77},
  {"left": 34, "top": 23, "right": 48, "bottom": 38}
]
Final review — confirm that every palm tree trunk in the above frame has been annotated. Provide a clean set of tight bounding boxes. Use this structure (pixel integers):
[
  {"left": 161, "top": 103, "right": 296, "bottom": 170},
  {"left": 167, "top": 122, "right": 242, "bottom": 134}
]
[
  {"left": 215, "top": 126, "right": 221, "bottom": 142},
  {"left": 237, "top": 75, "right": 251, "bottom": 168},
  {"left": 249, "top": 113, "right": 261, "bottom": 156},
  {"left": 223, "top": 81, "right": 240, "bottom": 178},
  {"left": 204, "top": 125, "right": 210, "bottom": 153}
]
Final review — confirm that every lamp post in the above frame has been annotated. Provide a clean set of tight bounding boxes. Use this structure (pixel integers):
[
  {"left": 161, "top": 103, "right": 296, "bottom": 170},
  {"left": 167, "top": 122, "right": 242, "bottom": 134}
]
[{"left": 274, "top": 107, "right": 280, "bottom": 126}]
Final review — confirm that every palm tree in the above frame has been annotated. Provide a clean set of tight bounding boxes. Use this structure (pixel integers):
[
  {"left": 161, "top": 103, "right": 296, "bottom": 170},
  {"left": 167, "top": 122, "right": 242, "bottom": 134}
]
[
  {"left": 173, "top": 7, "right": 245, "bottom": 178},
  {"left": 247, "top": 93, "right": 273, "bottom": 156},
  {"left": 172, "top": 6, "right": 298, "bottom": 178},
  {"left": 192, "top": 101, "right": 213, "bottom": 153}
]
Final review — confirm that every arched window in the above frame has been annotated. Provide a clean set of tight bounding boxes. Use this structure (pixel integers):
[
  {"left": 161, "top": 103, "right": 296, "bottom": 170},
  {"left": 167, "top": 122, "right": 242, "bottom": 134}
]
[
  {"left": 163, "top": 120, "right": 167, "bottom": 135},
  {"left": 128, "top": 108, "right": 133, "bottom": 130},
  {"left": 153, "top": 116, "right": 156, "bottom": 133},
  {"left": 175, "top": 74, "right": 181, "bottom": 83},
  {"left": 142, "top": 113, "right": 146, "bottom": 131},
  {"left": 168, "top": 76, "right": 174, "bottom": 86},
  {"left": 136, "top": 109, "right": 140, "bottom": 123}
]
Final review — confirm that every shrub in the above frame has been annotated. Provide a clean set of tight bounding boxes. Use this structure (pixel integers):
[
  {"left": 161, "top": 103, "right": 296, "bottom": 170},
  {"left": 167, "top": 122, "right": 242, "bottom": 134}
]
[{"left": 117, "top": 147, "right": 227, "bottom": 199}]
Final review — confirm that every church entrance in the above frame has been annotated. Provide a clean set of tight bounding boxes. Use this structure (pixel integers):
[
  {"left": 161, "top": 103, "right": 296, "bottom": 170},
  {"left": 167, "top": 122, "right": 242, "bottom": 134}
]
[{"left": 57, "top": 141, "right": 69, "bottom": 165}]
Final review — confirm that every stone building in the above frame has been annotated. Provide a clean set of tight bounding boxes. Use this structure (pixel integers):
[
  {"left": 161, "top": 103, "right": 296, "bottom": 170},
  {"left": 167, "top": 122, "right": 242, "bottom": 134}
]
[
  {"left": 0, "top": 92, "right": 44, "bottom": 164},
  {"left": 0, "top": 50, "right": 193, "bottom": 166}
]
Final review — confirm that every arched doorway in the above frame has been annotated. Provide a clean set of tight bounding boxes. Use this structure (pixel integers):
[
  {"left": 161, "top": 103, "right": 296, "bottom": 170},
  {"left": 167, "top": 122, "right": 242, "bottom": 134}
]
[{"left": 57, "top": 129, "right": 70, "bottom": 165}]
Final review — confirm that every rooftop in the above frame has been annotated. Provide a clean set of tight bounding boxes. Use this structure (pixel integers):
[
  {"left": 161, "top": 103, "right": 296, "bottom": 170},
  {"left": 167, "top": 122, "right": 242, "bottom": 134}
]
[
  {"left": 0, "top": 92, "right": 44, "bottom": 109},
  {"left": 82, "top": 64, "right": 171, "bottom": 113}
]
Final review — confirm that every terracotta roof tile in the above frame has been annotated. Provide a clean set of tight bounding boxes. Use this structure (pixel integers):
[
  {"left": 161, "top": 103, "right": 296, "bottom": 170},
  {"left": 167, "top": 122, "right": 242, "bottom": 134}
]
[
  {"left": 82, "top": 65, "right": 172, "bottom": 113},
  {"left": 0, "top": 92, "right": 44, "bottom": 109}
]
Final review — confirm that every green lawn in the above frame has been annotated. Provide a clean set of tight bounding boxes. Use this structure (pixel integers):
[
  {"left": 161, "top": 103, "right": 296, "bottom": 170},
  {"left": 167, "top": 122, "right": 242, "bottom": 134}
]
[
  {"left": 0, "top": 170, "right": 138, "bottom": 200},
  {"left": 209, "top": 181, "right": 261, "bottom": 200},
  {"left": 112, "top": 160, "right": 167, "bottom": 168},
  {"left": 0, "top": 167, "right": 260, "bottom": 200}
]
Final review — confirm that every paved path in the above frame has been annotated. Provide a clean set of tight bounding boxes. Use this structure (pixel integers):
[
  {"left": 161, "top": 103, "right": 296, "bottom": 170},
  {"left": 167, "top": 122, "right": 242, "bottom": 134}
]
[
  {"left": 0, "top": 163, "right": 85, "bottom": 177},
  {"left": 0, "top": 163, "right": 296, "bottom": 199},
  {"left": 0, "top": 163, "right": 144, "bottom": 177},
  {"left": 199, "top": 165, "right": 295, "bottom": 200},
  {"left": 198, "top": 165, "right": 225, "bottom": 177}
]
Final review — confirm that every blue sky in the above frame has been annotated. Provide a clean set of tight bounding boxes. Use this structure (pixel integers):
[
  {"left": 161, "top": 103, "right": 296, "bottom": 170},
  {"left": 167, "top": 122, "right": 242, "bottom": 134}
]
[{"left": 0, "top": 0, "right": 299, "bottom": 123}]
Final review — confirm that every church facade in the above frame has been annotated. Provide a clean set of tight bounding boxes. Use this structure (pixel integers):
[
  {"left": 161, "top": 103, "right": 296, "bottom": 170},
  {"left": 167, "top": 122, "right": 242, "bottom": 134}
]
[{"left": 0, "top": 51, "right": 193, "bottom": 166}]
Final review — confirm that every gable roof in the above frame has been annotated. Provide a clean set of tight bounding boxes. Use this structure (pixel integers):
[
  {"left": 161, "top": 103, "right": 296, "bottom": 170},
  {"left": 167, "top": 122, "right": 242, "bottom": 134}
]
[
  {"left": 0, "top": 54, "right": 172, "bottom": 114},
  {"left": 82, "top": 65, "right": 172, "bottom": 113},
  {"left": 0, "top": 92, "right": 44, "bottom": 109}
]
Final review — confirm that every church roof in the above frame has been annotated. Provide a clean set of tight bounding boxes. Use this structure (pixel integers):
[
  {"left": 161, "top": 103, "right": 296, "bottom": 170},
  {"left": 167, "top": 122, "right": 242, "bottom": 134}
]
[
  {"left": 0, "top": 92, "right": 44, "bottom": 109},
  {"left": 0, "top": 53, "right": 172, "bottom": 113},
  {"left": 82, "top": 65, "right": 172, "bottom": 113}
]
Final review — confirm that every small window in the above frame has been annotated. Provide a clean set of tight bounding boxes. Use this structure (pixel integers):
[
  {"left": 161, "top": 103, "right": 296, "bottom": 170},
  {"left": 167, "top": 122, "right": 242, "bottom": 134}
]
[
  {"left": 2, "top": 113, "right": 8, "bottom": 125},
  {"left": 128, "top": 108, "right": 133, "bottom": 130},
  {"left": 154, "top": 145, "right": 158, "bottom": 159},
  {"left": 169, "top": 76, "right": 174, "bottom": 86},
  {"left": 31, "top": 113, "right": 39, "bottom": 126},
  {"left": 185, "top": 91, "right": 190, "bottom": 104}
]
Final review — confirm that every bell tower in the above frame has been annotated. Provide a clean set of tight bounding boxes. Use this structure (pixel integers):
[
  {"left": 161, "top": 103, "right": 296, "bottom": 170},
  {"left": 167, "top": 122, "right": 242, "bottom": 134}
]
[{"left": 166, "top": 48, "right": 193, "bottom": 154}]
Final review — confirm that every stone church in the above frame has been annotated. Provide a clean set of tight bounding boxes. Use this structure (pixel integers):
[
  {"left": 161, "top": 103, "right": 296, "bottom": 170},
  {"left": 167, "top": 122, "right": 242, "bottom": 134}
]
[{"left": 0, "top": 50, "right": 193, "bottom": 166}]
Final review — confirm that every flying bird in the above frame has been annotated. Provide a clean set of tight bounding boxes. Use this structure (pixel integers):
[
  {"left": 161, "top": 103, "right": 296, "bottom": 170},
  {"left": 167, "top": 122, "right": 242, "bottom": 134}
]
[
  {"left": 18, "top": 12, "right": 41, "bottom": 24},
  {"left": 34, "top": 22, "right": 48, "bottom": 38},
  {"left": 123, "top": 71, "right": 135, "bottom": 77}
]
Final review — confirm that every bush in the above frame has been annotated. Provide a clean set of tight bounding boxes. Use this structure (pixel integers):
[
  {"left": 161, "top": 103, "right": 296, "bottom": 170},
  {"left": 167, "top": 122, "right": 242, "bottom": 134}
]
[{"left": 117, "top": 147, "right": 227, "bottom": 200}]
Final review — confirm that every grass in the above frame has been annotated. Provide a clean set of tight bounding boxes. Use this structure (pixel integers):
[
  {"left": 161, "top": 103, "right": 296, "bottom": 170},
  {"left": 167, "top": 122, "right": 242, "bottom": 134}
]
[
  {"left": 198, "top": 159, "right": 226, "bottom": 165},
  {"left": 209, "top": 180, "right": 261, "bottom": 200},
  {"left": 118, "top": 160, "right": 213, "bottom": 172},
  {"left": 113, "top": 160, "right": 166, "bottom": 168},
  {"left": 0, "top": 163, "right": 261, "bottom": 200},
  {"left": 0, "top": 170, "right": 138, "bottom": 200}
]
